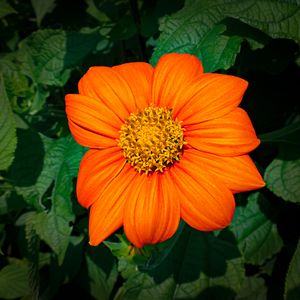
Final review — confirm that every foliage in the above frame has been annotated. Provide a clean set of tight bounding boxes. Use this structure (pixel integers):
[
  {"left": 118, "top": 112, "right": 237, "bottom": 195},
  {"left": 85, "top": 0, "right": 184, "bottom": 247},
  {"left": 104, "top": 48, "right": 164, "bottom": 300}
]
[{"left": 0, "top": 0, "right": 299, "bottom": 299}]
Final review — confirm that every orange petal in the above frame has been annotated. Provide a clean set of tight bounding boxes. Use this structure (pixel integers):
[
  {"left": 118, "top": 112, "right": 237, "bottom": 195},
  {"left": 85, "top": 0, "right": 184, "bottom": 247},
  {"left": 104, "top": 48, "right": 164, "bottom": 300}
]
[
  {"left": 123, "top": 172, "right": 180, "bottom": 248},
  {"left": 76, "top": 148, "right": 125, "bottom": 208},
  {"left": 89, "top": 164, "right": 137, "bottom": 246},
  {"left": 183, "top": 149, "right": 265, "bottom": 193},
  {"left": 152, "top": 53, "right": 204, "bottom": 107},
  {"left": 174, "top": 73, "right": 248, "bottom": 123},
  {"left": 170, "top": 157, "right": 235, "bottom": 231},
  {"left": 65, "top": 94, "right": 121, "bottom": 148},
  {"left": 185, "top": 108, "right": 260, "bottom": 156},
  {"left": 78, "top": 65, "right": 139, "bottom": 120},
  {"left": 113, "top": 62, "right": 153, "bottom": 110}
]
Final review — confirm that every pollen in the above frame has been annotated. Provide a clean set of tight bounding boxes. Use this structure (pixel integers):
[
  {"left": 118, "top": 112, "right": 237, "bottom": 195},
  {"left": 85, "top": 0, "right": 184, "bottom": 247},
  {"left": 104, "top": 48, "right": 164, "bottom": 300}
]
[{"left": 118, "top": 106, "right": 186, "bottom": 174}]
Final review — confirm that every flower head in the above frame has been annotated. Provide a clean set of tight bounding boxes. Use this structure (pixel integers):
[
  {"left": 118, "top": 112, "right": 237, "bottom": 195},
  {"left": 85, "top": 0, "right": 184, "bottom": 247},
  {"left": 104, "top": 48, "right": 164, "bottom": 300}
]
[{"left": 65, "top": 53, "right": 265, "bottom": 248}]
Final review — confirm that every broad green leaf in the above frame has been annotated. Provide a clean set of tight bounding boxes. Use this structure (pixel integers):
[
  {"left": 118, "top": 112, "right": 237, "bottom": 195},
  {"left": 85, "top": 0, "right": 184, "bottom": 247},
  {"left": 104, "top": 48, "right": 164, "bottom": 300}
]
[
  {"left": 265, "top": 158, "right": 300, "bottom": 203},
  {"left": 0, "top": 55, "right": 38, "bottom": 114},
  {"left": 15, "top": 135, "right": 85, "bottom": 262},
  {"left": 31, "top": 0, "right": 56, "bottom": 27},
  {"left": 17, "top": 29, "right": 99, "bottom": 86},
  {"left": 64, "top": 30, "right": 102, "bottom": 66},
  {"left": 86, "top": 246, "right": 118, "bottom": 300},
  {"left": 236, "top": 276, "right": 267, "bottom": 300},
  {"left": 34, "top": 210, "right": 71, "bottom": 266},
  {"left": 117, "top": 226, "right": 244, "bottom": 300},
  {"left": 195, "top": 24, "right": 242, "bottom": 72},
  {"left": 33, "top": 135, "right": 69, "bottom": 199},
  {"left": 1, "top": 51, "right": 49, "bottom": 115},
  {"left": 227, "top": 192, "right": 283, "bottom": 265},
  {"left": 16, "top": 134, "right": 85, "bottom": 208},
  {"left": 285, "top": 239, "right": 300, "bottom": 300},
  {"left": 0, "top": 0, "right": 16, "bottom": 19},
  {"left": 0, "top": 75, "right": 17, "bottom": 170},
  {"left": 151, "top": 0, "right": 300, "bottom": 70},
  {"left": 17, "top": 30, "right": 68, "bottom": 86},
  {"left": 231, "top": 0, "right": 300, "bottom": 44},
  {"left": 32, "top": 136, "right": 86, "bottom": 263},
  {"left": 34, "top": 162, "right": 75, "bottom": 263},
  {"left": 0, "top": 261, "right": 30, "bottom": 299},
  {"left": 14, "top": 114, "right": 29, "bottom": 130},
  {"left": 34, "top": 135, "right": 86, "bottom": 200}
]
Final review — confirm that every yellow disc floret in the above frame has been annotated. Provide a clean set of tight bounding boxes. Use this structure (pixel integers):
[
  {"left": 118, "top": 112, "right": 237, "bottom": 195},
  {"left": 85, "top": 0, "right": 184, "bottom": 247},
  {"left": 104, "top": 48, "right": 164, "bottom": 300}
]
[{"left": 118, "top": 106, "right": 186, "bottom": 174}]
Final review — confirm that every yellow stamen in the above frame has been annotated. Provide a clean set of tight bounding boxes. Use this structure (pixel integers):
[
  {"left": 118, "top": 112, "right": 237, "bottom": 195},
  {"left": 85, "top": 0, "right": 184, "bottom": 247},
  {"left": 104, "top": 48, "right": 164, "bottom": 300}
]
[{"left": 118, "top": 106, "right": 186, "bottom": 174}]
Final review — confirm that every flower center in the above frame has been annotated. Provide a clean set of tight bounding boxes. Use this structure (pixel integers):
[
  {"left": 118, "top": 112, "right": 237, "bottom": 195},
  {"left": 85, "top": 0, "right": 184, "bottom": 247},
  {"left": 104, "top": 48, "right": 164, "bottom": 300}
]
[{"left": 118, "top": 106, "right": 186, "bottom": 174}]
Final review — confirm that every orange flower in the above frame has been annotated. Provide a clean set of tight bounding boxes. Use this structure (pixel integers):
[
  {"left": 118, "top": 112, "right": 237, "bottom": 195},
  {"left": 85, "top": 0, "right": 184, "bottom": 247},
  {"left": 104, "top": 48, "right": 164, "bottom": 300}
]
[{"left": 65, "top": 53, "right": 265, "bottom": 248}]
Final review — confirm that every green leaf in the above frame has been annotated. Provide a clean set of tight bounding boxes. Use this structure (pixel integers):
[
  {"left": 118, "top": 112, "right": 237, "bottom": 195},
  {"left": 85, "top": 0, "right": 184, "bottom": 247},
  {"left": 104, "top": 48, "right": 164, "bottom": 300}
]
[
  {"left": 0, "top": 0, "right": 16, "bottom": 19},
  {"left": 86, "top": 246, "right": 118, "bottom": 300},
  {"left": 33, "top": 163, "right": 76, "bottom": 263},
  {"left": 15, "top": 135, "right": 85, "bottom": 262},
  {"left": 31, "top": 0, "right": 56, "bottom": 27},
  {"left": 0, "top": 261, "right": 30, "bottom": 299},
  {"left": 17, "top": 29, "right": 99, "bottom": 86},
  {"left": 150, "top": 1, "right": 242, "bottom": 70},
  {"left": 230, "top": 0, "right": 300, "bottom": 45},
  {"left": 227, "top": 192, "right": 283, "bottom": 265},
  {"left": 0, "top": 55, "right": 37, "bottom": 114},
  {"left": 285, "top": 239, "right": 300, "bottom": 300},
  {"left": 16, "top": 134, "right": 85, "bottom": 208},
  {"left": 64, "top": 30, "right": 102, "bottom": 67},
  {"left": 32, "top": 136, "right": 86, "bottom": 263},
  {"left": 32, "top": 135, "right": 70, "bottom": 200},
  {"left": 151, "top": 0, "right": 300, "bottom": 70},
  {"left": 117, "top": 226, "right": 244, "bottom": 300},
  {"left": 17, "top": 30, "right": 68, "bottom": 86},
  {"left": 265, "top": 158, "right": 300, "bottom": 203},
  {"left": 0, "top": 75, "right": 17, "bottom": 171},
  {"left": 34, "top": 210, "right": 71, "bottom": 266},
  {"left": 195, "top": 24, "right": 242, "bottom": 72},
  {"left": 236, "top": 276, "right": 267, "bottom": 300},
  {"left": 36, "top": 135, "right": 86, "bottom": 199}
]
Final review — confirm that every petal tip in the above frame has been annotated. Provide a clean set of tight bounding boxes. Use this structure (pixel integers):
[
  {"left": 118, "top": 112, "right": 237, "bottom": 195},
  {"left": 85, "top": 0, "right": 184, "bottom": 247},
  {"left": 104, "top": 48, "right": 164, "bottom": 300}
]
[
  {"left": 256, "top": 175, "right": 266, "bottom": 189},
  {"left": 88, "top": 231, "right": 106, "bottom": 247},
  {"left": 88, "top": 240, "right": 98, "bottom": 247}
]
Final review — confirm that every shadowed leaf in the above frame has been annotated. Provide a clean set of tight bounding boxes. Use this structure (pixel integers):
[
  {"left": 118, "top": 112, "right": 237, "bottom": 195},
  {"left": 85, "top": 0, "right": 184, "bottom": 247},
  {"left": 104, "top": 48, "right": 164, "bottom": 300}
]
[{"left": 0, "top": 75, "right": 17, "bottom": 171}]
